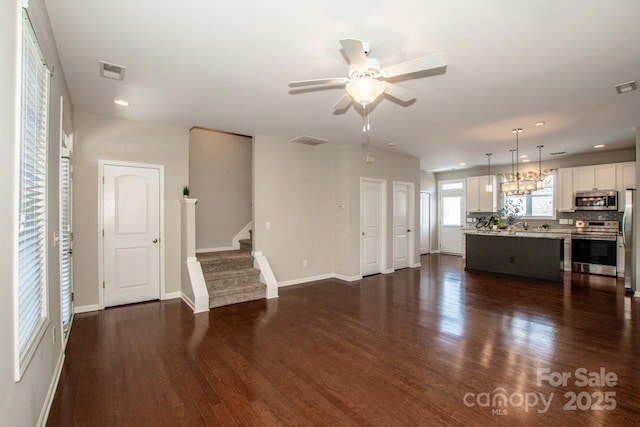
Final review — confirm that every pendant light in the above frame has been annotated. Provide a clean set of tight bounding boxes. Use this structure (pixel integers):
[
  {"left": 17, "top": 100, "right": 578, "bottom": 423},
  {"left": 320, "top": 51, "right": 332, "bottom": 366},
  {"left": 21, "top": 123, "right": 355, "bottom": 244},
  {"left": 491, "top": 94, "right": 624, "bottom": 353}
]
[
  {"left": 485, "top": 153, "right": 493, "bottom": 192},
  {"left": 536, "top": 145, "right": 545, "bottom": 190},
  {"left": 500, "top": 128, "right": 533, "bottom": 195}
]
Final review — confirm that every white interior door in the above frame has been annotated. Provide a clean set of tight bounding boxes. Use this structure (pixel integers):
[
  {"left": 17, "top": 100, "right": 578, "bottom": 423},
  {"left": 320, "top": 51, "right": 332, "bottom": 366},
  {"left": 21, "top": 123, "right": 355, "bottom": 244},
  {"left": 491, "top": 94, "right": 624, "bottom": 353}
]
[
  {"left": 393, "top": 182, "right": 414, "bottom": 270},
  {"left": 103, "top": 164, "right": 161, "bottom": 307},
  {"left": 361, "top": 179, "right": 385, "bottom": 276},
  {"left": 420, "top": 192, "right": 431, "bottom": 255},
  {"left": 439, "top": 180, "right": 465, "bottom": 255}
]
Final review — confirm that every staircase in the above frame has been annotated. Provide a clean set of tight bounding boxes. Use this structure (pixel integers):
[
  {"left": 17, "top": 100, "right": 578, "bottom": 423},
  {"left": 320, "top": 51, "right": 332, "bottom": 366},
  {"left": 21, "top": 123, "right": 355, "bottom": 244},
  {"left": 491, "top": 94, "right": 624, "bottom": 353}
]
[{"left": 198, "top": 234, "right": 265, "bottom": 308}]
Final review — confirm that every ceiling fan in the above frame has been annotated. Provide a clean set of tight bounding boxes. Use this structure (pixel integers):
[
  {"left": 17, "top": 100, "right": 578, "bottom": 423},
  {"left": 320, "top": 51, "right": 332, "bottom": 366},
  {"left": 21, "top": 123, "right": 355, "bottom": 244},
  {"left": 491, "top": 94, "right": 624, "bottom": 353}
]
[{"left": 288, "top": 39, "right": 447, "bottom": 115}]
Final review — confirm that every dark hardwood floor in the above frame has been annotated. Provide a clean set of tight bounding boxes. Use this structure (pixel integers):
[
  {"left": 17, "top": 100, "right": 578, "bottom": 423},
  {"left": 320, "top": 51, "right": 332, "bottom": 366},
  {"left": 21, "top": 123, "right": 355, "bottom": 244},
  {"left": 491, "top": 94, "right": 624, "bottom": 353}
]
[{"left": 47, "top": 255, "right": 640, "bottom": 426}]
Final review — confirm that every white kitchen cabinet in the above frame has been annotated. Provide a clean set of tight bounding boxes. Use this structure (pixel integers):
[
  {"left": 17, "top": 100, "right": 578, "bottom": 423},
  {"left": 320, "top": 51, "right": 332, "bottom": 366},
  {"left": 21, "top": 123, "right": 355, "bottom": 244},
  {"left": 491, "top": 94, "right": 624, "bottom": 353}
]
[
  {"left": 466, "top": 175, "right": 497, "bottom": 212},
  {"left": 556, "top": 168, "right": 575, "bottom": 212},
  {"left": 573, "top": 164, "right": 616, "bottom": 192},
  {"left": 616, "top": 162, "right": 636, "bottom": 212},
  {"left": 617, "top": 235, "right": 625, "bottom": 277}
]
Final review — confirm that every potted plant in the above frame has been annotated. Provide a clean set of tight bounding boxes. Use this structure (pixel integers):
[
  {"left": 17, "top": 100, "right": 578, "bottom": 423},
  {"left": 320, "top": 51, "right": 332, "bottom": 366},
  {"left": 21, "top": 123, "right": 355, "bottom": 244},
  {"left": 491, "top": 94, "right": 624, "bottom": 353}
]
[{"left": 182, "top": 185, "right": 190, "bottom": 198}]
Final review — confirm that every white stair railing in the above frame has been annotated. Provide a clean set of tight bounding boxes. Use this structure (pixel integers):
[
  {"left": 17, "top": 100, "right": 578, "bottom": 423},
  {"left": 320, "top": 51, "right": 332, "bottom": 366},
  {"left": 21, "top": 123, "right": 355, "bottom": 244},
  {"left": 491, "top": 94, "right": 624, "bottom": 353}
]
[
  {"left": 180, "top": 198, "right": 209, "bottom": 313},
  {"left": 253, "top": 251, "right": 279, "bottom": 299}
]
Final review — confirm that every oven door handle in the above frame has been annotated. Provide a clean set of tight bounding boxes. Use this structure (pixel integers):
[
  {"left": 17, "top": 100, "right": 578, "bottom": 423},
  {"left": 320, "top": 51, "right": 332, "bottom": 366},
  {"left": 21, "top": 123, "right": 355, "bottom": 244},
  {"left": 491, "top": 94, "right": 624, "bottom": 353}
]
[{"left": 571, "top": 235, "right": 618, "bottom": 242}]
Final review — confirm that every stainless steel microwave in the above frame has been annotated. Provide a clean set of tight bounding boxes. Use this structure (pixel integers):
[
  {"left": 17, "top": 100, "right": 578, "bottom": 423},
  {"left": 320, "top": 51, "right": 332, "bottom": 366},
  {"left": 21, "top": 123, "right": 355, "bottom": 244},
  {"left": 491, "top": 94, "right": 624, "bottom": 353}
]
[{"left": 574, "top": 190, "right": 618, "bottom": 211}]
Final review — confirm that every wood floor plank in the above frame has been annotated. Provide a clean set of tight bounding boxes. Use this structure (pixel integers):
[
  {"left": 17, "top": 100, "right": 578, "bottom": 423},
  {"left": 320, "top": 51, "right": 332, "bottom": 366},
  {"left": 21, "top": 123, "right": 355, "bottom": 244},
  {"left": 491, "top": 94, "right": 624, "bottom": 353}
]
[{"left": 47, "top": 255, "right": 640, "bottom": 426}]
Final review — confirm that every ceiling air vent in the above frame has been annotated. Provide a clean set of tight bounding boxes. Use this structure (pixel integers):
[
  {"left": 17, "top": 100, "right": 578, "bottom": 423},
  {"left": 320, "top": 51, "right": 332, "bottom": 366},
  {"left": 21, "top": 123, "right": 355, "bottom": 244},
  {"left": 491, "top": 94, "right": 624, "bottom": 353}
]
[
  {"left": 615, "top": 81, "right": 636, "bottom": 94},
  {"left": 290, "top": 135, "right": 329, "bottom": 146},
  {"left": 550, "top": 151, "right": 567, "bottom": 156},
  {"left": 99, "top": 61, "right": 125, "bottom": 80}
]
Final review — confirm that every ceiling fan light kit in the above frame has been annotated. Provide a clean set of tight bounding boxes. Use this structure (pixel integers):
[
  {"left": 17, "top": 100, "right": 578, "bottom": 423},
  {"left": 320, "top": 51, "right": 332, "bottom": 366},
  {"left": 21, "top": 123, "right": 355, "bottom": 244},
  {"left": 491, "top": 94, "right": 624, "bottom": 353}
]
[{"left": 346, "top": 77, "right": 385, "bottom": 106}]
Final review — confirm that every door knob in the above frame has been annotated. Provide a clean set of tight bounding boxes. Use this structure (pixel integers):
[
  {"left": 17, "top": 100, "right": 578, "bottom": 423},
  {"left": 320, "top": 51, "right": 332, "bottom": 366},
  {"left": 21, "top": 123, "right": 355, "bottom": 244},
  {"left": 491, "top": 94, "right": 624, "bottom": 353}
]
[
  {"left": 407, "top": 229, "right": 411, "bottom": 232},
  {"left": 152, "top": 238, "right": 158, "bottom": 243}
]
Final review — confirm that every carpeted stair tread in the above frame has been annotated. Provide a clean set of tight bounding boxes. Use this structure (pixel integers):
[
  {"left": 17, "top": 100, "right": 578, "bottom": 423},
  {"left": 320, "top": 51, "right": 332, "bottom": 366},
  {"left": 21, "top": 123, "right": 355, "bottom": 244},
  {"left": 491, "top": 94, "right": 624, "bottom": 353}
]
[
  {"left": 198, "top": 250, "right": 253, "bottom": 259},
  {"left": 203, "top": 267, "right": 260, "bottom": 280},
  {"left": 208, "top": 281, "right": 265, "bottom": 298},
  {"left": 209, "top": 282, "right": 265, "bottom": 308},
  {"left": 197, "top": 247, "right": 265, "bottom": 308},
  {"left": 239, "top": 238, "right": 252, "bottom": 252}
]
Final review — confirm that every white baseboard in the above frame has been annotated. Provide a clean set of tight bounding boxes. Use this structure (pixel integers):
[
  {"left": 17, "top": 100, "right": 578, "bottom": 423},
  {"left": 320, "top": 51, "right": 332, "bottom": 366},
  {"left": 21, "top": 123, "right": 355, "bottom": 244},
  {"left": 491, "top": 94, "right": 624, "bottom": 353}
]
[
  {"left": 162, "top": 291, "right": 181, "bottom": 300},
  {"left": 334, "top": 274, "right": 362, "bottom": 282},
  {"left": 74, "top": 304, "right": 99, "bottom": 313},
  {"left": 431, "top": 250, "right": 441, "bottom": 254},
  {"left": 411, "top": 263, "right": 421, "bottom": 268},
  {"left": 278, "top": 273, "right": 334, "bottom": 287},
  {"left": 37, "top": 349, "right": 65, "bottom": 427},
  {"left": 382, "top": 268, "right": 395, "bottom": 274},
  {"left": 181, "top": 292, "right": 195, "bottom": 311},
  {"left": 196, "top": 246, "right": 235, "bottom": 253}
]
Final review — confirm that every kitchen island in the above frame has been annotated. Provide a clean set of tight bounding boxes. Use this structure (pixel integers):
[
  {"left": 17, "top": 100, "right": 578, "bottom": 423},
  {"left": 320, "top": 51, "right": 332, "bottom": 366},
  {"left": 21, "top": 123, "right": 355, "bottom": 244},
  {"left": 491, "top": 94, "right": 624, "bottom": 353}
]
[{"left": 464, "top": 231, "right": 565, "bottom": 282}]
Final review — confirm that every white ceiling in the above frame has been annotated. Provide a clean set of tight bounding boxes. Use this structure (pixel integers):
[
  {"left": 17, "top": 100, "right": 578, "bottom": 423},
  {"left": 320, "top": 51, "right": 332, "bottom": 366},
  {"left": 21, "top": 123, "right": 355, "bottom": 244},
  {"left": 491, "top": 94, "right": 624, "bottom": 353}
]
[{"left": 44, "top": 0, "right": 640, "bottom": 172}]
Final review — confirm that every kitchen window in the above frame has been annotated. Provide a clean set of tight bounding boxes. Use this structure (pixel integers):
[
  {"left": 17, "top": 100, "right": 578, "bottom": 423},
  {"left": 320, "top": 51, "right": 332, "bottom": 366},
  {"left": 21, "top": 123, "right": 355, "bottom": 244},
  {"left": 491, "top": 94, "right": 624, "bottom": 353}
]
[
  {"left": 502, "top": 174, "right": 555, "bottom": 219},
  {"left": 15, "top": 9, "right": 50, "bottom": 381}
]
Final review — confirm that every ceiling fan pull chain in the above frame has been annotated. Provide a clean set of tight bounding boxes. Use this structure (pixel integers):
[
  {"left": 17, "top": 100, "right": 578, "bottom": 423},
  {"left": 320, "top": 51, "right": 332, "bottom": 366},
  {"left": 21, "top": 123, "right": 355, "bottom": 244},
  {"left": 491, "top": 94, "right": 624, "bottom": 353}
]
[{"left": 362, "top": 105, "right": 367, "bottom": 132}]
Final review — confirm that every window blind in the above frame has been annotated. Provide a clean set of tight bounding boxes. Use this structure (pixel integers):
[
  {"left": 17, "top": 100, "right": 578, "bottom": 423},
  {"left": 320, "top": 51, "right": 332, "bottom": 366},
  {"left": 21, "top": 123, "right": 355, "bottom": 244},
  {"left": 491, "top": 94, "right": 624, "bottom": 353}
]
[
  {"left": 16, "top": 9, "right": 49, "bottom": 376},
  {"left": 60, "top": 154, "right": 72, "bottom": 334}
]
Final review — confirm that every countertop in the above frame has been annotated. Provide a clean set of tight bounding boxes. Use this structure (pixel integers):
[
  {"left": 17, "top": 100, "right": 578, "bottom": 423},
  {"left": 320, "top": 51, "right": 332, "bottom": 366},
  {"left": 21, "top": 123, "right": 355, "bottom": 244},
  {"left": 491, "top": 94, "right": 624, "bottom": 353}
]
[{"left": 463, "top": 228, "right": 571, "bottom": 239}]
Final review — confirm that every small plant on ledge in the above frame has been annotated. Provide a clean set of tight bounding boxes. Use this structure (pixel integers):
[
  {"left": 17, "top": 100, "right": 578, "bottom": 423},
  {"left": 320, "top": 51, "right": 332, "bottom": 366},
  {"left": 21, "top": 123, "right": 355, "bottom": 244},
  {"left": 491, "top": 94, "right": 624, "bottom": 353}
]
[{"left": 182, "top": 185, "right": 190, "bottom": 198}]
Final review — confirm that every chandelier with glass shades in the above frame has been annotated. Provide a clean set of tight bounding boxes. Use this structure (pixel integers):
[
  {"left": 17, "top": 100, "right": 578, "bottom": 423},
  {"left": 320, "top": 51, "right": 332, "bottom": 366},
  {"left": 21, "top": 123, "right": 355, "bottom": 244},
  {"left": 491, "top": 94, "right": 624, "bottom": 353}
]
[{"left": 500, "top": 129, "right": 551, "bottom": 196}]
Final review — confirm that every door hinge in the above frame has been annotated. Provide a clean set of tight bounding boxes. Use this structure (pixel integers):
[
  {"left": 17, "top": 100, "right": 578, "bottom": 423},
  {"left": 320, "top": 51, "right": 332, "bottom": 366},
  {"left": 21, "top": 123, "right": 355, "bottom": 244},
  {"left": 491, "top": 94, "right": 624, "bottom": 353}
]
[
  {"left": 102, "top": 229, "right": 104, "bottom": 236},
  {"left": 102, "top": 281, "right": 105, "bottom": 289},
  {"left": 71, "top": 292, "right": 74, "bottom": 302},
  {"left": 102, "top": 177, "right": 105, "bottom": 184}
]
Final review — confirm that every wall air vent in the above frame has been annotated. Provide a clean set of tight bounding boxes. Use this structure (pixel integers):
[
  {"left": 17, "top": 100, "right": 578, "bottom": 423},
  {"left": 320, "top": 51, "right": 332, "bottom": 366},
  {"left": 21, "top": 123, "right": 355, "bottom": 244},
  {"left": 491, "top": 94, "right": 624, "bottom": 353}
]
[
  {"left": 290, "top": 135, "right": 329, "bottom": 146},
  {"left": 99, "top": 61, "right": 126, "bottom": 80}
]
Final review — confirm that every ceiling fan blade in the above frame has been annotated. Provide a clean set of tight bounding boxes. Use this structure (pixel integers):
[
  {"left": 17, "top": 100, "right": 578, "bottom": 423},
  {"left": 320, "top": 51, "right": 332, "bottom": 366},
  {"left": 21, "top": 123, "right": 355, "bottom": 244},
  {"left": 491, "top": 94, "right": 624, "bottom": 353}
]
[
  {"left": 339, "top": 39, "right": 367, "bottom": 70},
  {"left": 288, "top": 77, "right": 349, "bottom": 88},
  {"left": 383, "top": 82, "right": 415, "bottom": 103},
  {"left": 333, "top": 93, "right": 352, "bottom": 112},
  {"left": 382, "top": 52, "right": 447, "bottom": 78}
]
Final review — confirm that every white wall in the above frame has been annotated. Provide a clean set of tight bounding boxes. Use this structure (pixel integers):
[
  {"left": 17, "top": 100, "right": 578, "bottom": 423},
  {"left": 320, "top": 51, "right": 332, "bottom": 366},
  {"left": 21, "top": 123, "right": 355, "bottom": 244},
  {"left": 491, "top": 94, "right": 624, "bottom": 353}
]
[
  {"left": 253, "top": 135, "right": 337, "bottom": 283},
  {"left": 72, "top": 111, "right": 189, "bottom": 307},
  {"left": 0, "top": 0, "right": 73, "bottom": 425},
  {"left": 343, "top": 146, "right": 421, "bottom": 277},
  {"left": 253, "top": 136, "right": 421, "bottom": 284},
  {"left": 189, "top": 128, "right": 252, "bottom": 250}
]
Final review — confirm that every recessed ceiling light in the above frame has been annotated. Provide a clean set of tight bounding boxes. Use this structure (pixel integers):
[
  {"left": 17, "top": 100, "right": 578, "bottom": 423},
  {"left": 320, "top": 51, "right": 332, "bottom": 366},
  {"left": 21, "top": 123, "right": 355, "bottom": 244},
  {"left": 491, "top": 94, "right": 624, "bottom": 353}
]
[
  {"left": 113, "top": 99, "right": 130, "bottom": 106},
  {"left": 615, "top": 81, "right": 636, "bottom": 94},
  {"left": 534, "top": 121, "right": 546, "bottom": 126},
  {"left": 522, "top": 159, "right": 531, "bottom": 163},
  {"left": 594, "top": 144, "right": 605, "bottom": 149},
  {"left": 388, "top": 142, "right": 396, "bottom": 147},
  {"left": 459, "top": 162, "right": 466, "bottom": 166},
  {"left": 520, "top": 154, "right": 528, "bottom": 158}
]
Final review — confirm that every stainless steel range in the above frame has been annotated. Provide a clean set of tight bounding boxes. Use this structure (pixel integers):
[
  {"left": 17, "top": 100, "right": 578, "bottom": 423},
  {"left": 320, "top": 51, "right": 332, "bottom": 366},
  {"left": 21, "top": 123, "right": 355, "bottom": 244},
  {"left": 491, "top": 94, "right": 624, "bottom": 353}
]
[{"left": 571, "top": 220, "right": 619, "bottom": 277}]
